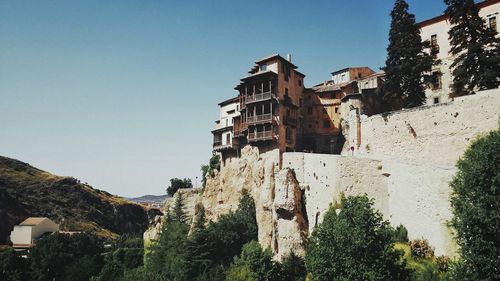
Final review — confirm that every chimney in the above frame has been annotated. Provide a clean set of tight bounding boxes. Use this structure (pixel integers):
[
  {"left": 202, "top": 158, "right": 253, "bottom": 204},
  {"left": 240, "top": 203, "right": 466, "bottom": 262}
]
[{"left": 287, "top": 53, "right": 292, "bottom": 62}]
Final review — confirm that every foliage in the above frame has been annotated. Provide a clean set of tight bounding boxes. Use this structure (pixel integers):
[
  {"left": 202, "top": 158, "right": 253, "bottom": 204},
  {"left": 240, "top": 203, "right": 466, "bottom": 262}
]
[
  {"left": 444, "top": 0, "right": 500, "bottom": 96},
  {"left": 382, "top": 0, "right": 433, "bottom": 109},
  {"left": 449, "top": 129, "right": 500, "bottom": 280},
  {"left": 202, "top": 154, "right": 221, "bottom": 188},
  {"left": 229, "top": 241, "right": 274, "bottom": 281},
  {"left": 93, "top": 234, "right": 144, "bottom": 281},
  {"left": 0, "top": 248, "right": 28, "bottom": 281},
  {"left": 391, "top": 224, "right": 409, "bottom": 243},
  {"left": 394, "top": 242, "right": 452, "bottom": 281},
  {"left": 306, "top": 195, "right": 412, "bottom": 281},
  {"left": 146, "top": 221, "right": 190, "bottom": 280},
  {"left": 409, "top": 239, "right": 434, "bottom": 259},
  {"left": 166, "top": 178, "right": 193, "bottom": 197},
  {"left": 225, "top": 264, "right": 257, "bottom": 281},
  {"left": 185, "top": 191, "right": 258, "bottom": 279},
  {"left": 30, "top": 232, "right": 104, "bottom": 281},
  {"left": 171, "top": 192, "right": 189, "bottom": 224}
]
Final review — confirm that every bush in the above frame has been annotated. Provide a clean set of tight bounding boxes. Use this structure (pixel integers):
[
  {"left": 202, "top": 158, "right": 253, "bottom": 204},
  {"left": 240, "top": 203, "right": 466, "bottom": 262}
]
[
  {"left": 201, "top": 154, "right": 221, "bottom": 188},
  {"left": 409, "top": 239, "right": 434, "bottom": 259},
  {"left": 306, "top": 195, "right": 412, "bottom": 281},
  {"left": 450, "top": 129, "right": 500, "bottom": 280},
  {"left": 392, "top": 224, "right": 409, "bottom": 243}
]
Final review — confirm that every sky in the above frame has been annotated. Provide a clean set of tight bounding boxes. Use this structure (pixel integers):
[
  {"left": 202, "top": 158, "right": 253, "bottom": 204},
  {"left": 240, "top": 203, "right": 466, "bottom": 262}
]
[{"left": 0, "top": 0, "right": 448, "bottom": 197}]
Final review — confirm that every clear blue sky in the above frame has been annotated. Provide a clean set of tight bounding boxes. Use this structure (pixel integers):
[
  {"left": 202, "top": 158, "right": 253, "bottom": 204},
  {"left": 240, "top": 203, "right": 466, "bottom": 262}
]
[{"left": 0, "top": 0, "right": 447, "bottom": 197}]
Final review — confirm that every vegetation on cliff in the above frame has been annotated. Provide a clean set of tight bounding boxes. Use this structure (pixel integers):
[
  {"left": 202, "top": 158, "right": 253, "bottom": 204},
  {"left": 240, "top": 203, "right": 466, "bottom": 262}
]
[
  {"left": 0, "top": 155, "right": 155, "bottom": 244},
  {"left": 450, "top": 129, "right": 500, "bottom": 280}
]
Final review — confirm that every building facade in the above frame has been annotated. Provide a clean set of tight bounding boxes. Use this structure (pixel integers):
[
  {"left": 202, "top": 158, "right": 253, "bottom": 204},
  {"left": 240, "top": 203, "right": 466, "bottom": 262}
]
[
  {"left": 419, "top": 0, "right": 500, "bottom": 104},
  {"left": 212, "top": 97, "right": 240, "bottom": 158}
]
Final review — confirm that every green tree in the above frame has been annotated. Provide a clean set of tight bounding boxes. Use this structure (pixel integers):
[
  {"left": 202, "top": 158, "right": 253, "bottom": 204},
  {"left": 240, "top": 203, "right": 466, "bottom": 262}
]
[
  {"left": 450, "top": 129, "right": 500, "bottom": 280},
  {"left": 202, "top": 154, "right": 221, "bottom": 188},
  {"left": 0, "top": 248, "right": 28, "bottom": 281},
  {"left": 229, "top": 241, "right": 274, "bottom": 281},
  {"left": 279, "top": 251, "right": 307, "bottom": 281},
  {"left": 185, "top": 191, "right": 258, "bottom": 280},
  {"left": 445, "top": 0, "right": 500, "bottom": 96},
  {"left": 383, "top": 0, "right": 433, "bottom": 109},
  {"left": 306, "top": 195, "right": 411, "bottom": 281},
  {"left": 30, "top": 232, "right": 104, "bottom": 281},
  {"left": 146, "top": 221, "right": 190, "bottom": 281},
  {"left": 172, "top": 191, "right": 189, "bottom": 224},
  {"left": 167, "top": 178, "right": 193, "bottom": 197}
]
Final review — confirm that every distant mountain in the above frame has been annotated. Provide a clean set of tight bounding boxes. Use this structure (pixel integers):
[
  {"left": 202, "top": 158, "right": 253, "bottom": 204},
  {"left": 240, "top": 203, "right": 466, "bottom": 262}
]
[
  {"left": 0, "top": 156, "right": 162, "bottom": 245},
  {"left": 128, "top": 194, "right": 169, "bottom": 204}
]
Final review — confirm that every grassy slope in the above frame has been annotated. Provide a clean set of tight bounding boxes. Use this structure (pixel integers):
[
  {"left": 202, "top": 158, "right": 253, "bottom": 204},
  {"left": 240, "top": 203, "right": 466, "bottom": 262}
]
[{"left": 0, "top": 156, "right": 154, "bottom": 244}]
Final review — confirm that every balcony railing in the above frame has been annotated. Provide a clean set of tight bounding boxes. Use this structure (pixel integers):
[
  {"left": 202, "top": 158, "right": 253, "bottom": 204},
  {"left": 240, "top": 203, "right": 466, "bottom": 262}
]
[
  {"left": 248, "top": 131, "right": 275, "bottom": 142},
  {"left": 213, "top": 142, "right": 234, "bottom": 151},
  {"left": 245, "top": 91, "right": 276, "bottom": 104},
  {"left": 247, "top": 113, "right": 274, "bottom": 125}
]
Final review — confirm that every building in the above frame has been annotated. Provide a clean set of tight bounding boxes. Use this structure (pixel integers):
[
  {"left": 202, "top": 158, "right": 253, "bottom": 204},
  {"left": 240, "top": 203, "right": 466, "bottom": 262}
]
[
  {"left": 233, "top": 54, "right": 305, "bottom": 154},
  {"left": 419, "top": 0, "right": 500, "bottom": 104},
  {"left": 9, "top": 217, "right": 59, "bottom": 249},
  {"left": 212, "top": 96, "right": 240, "bottom": 159}
]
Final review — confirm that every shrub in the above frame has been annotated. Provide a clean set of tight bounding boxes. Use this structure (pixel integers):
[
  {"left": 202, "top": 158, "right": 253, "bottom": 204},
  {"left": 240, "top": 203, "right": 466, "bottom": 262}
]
[
  {"left": 450, "top": 129, "right": 500, "bottom": 280},
  {"left": 391, "top": 224, "right": 409, "bottom": 243},
  {"left": 436, "top": 255, "right": 451, "bottom": 272},
  {"left": 409, "top": 239, "right": 434, "bottom": 259},
  {"left": 306, "top": 195, "right": 412, "bottom": 281}
]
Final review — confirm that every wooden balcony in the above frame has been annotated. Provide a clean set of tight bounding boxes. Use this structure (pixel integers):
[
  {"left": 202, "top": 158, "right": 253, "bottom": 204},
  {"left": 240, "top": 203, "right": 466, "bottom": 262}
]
[
  {"left": 247, "top": 113, "right": 274, "bottom": 125},
  {"left": 248, "top": 131, "right": 276, "bottom": 142},
  {"left": 245, "top": 91, "right": 277, "bottom": 104}
]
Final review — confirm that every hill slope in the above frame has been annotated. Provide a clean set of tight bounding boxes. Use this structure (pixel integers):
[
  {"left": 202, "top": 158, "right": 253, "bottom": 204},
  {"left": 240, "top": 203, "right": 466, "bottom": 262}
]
[{"left": 0, "top": 156, "right": 160, "bottom": 244}]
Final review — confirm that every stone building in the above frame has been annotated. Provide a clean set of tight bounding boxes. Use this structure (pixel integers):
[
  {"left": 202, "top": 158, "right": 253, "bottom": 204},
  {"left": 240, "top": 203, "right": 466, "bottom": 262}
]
[{"left": 419, "top": 0, "right": 500, "bottom": 104}]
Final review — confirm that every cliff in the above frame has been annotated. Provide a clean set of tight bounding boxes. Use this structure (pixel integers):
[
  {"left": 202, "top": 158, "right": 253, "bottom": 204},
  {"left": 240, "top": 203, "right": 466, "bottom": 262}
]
[{"left": 0, "top": 156, "right": 160, "bottom": 244}]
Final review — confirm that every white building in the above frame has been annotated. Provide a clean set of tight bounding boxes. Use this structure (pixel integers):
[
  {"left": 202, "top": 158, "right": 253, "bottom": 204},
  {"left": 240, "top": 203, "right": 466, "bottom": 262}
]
[
  {"left": 10, "top": 217, "right": 59, "bottom": 248},
  {"left": 419, "top": 0, "right": 499, "bottom": 105},
  {"left": 212, "top": 96, "right": 240, "bottom": 155}
]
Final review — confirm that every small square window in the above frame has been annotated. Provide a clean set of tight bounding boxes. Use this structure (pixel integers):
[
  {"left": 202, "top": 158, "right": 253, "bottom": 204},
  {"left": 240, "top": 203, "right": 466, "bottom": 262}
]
[
  {"left": 298, "top": 80, "right": 302, "bottom": 87},
  {"left": 335, "top": 107, "right": 339, "bottom": 113},
  {"left": 433, "top": 97, "right": 439, "bottom": 104}
]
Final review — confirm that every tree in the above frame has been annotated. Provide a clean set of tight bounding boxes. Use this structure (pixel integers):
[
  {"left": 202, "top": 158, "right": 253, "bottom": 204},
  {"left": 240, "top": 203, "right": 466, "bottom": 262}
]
[
  {"left": 383, "top": 0, "right": 433, "bottom": 109},
  {"left": 202, "top": 154, "right": 221, "bottom": 188},
  {"left": 0, "top": 248, "right": 28, "bottom": 281},
  {"left": 306, "top": 195, "right": 411, "bottom": 281},
  {"left": 172, "top": 191, "right": 189, "bottom": 224},
  {"left": 445, "top": 0, "right": 500, "bottom": 96},
  {"left": 30, "top": 232, "right": 104, "bottom": 281},
  {"left": 166, "top": 178, "right": 193, "bottom": 197},
  {"left": 228, "top": 241, "right": 274, "bottom": 281},
  {"left": 450, "top": 129, "right": 500, "bottom": 280}
]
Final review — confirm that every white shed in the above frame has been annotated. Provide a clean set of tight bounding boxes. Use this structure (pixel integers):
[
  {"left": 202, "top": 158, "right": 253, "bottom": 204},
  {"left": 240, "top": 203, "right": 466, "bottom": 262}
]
[{"left": 10, "top": 217, "right": 59, "bottom": 248}]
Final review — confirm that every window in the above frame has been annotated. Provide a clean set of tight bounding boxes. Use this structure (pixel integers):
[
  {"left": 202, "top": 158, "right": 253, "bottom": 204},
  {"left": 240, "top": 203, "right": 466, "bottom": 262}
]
[
  {"left": 226, "top": 133, "right": 231, "bottom": 144},
  {"left": 226, "top": 119, "right": 228, "bottom": 126},
  {"left": 298, "top": 80, "right": 302, "bottom": 87},
  {"left": 323, "top": 120, "right": 330, "bottom": 128},
  {"left": 489, "top": 16, "right": 497, "bottom": 31},
  {"left": 260, "top": 64, "right": 267, "bottom": 72},
  {"left": 285, "top": 88, "right": 289, "bottom": 96},
  {"left": 430, "top": 34, "right": 439, "bottom": 56},
  {"left": 307, "top": 107, "right": 313, "bottom": 114},
  {"left": 322, "top": 108, "right": 328, "bottom": 115},
  {"left": 299, "top": 98, "right": 302, "bottom": 107},
  {"left": 431, "top": 71, "right": 442, "bottom": 90},
  {"left": 335, "top": 107, "right": 339, "bottom": 113},
  {"left": 236, "top": 105, "right": 239, "bottom": 111},
  {"left": 433, "top": 97, "right": 440, "bottom": 104}
]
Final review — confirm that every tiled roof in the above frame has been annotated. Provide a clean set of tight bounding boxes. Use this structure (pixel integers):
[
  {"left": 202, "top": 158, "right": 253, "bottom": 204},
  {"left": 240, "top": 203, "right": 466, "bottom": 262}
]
[{"left": 19, "top": 217, "right": 47, "bottom": 226}]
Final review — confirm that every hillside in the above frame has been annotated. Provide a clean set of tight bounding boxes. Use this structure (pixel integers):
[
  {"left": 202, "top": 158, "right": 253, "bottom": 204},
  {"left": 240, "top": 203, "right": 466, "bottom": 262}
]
[
  {"left": 0, "top": 156, "right": 161, "bottom": 244},
  {"left": 128, "top": 194, "right": 169, "bottom": 204}
]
